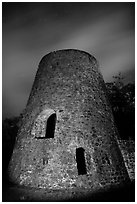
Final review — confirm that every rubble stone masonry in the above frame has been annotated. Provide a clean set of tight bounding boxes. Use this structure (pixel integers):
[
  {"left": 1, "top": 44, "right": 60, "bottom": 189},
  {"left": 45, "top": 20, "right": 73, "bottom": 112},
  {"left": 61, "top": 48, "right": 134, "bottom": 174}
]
[{"left": 9, "top": 49, "right": 130, "bottom": 189}]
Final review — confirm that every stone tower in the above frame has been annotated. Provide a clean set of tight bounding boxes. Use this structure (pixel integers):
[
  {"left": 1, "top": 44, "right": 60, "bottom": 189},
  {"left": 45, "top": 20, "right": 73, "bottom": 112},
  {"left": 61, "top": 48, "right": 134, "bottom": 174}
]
[{"left": 9, "top": 49, "right": 129, "bottom": 189}]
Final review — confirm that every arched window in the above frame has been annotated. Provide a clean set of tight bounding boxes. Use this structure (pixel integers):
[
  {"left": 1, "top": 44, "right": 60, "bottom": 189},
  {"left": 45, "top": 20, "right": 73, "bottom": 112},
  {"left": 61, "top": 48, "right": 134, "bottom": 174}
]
[
  {"left": 31, "top": 110, "right": 56, "bottom": 139},
  {"left": 45, "top": 113, "right": 56, "bottom": 138},
  {"left": 76, "top": 147, "right": 87, "bottom": 175}
]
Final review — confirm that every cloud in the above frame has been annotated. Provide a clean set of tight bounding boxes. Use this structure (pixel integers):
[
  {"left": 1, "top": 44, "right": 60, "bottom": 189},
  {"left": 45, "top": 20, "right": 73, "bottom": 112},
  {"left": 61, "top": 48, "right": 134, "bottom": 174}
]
[{"left": 2, "top": 3, "right": 134, "bottom": 118}]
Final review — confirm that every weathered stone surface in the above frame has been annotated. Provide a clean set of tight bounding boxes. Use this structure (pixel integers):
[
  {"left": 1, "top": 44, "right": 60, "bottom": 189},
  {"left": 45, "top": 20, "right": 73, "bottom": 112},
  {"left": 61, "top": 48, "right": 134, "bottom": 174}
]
[
  {"left": 117, "top": 140, "right": 135, "bottom": 181},
  {"left": 8, "top": 49, "right": 130, "bottom": 189}
]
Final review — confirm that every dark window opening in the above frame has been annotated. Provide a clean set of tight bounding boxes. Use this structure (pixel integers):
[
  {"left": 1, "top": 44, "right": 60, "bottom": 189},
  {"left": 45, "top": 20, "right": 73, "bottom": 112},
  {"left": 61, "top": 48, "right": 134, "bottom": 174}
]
[
  {"left": 76, "top": 147, "right": 87, "bottom": 175},
  {"left": 43, "top": 158, "right": 48, "bottom": 165},
  {"left": 45, "top": 113, "right": 56, "bottom": 138},
  {"left": 102, "top": 154, "right": 110, "bottom": 165}
]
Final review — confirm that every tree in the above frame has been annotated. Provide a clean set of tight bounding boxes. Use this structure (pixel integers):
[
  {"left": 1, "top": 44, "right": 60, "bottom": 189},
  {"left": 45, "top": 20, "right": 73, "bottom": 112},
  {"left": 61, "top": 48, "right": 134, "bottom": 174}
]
[
  {"left": 106, "top": 73, "right": 135, "bottom": 140},
  {"left": 2, "top": 116, "right": 20, "bottom": 172}
]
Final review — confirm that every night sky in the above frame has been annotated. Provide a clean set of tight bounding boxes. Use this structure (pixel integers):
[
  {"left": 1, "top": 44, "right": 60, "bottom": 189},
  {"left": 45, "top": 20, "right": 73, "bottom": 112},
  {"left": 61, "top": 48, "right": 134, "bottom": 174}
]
[{"left": 2, "top": 2, "right": 135, "bottom": 119}]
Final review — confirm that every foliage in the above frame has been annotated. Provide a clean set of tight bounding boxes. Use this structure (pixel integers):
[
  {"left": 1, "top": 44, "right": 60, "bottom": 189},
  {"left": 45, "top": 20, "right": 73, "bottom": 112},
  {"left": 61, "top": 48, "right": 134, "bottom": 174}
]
[
  {"left": 106, "top": 73, "right": 135, "bottom": 140},
  {"left": 2, "top": 116, "right": 20, "bottom": 171}
]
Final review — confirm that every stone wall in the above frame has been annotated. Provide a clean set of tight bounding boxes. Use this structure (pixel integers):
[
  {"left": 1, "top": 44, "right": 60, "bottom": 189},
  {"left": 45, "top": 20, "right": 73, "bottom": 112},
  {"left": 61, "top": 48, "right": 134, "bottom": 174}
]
[
  {"left": 118, "top": 140, "right": 135, "bottom": 181},
  {"left": 8, "top": 49, "right": 130, "bottom": 189}
]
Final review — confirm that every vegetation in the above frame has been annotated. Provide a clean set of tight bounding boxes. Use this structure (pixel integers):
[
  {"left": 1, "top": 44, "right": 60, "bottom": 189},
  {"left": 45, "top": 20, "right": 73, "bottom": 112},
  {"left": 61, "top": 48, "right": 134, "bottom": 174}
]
[{"left": 106, "top": 73, "right": 135, "bottom": 141}]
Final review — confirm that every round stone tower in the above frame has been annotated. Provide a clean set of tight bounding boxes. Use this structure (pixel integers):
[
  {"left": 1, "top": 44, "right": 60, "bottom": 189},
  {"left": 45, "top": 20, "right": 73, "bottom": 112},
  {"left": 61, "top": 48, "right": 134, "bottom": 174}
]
[{"left": 8, "top": 49, "right": 129, "bottom": 189}]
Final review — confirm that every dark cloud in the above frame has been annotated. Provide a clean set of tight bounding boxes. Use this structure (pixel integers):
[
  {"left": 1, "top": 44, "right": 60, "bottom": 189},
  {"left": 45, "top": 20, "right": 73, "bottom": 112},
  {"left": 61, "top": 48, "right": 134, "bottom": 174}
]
[{"left": 2, "top": 2, "right": 135, "bottom": 118}]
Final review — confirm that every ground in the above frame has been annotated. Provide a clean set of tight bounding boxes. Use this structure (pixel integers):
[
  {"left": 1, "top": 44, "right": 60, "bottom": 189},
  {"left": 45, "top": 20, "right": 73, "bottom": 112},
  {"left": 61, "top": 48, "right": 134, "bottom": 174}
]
[{"left": 3, "top": 179, "right": 135, "bottom": 202}]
